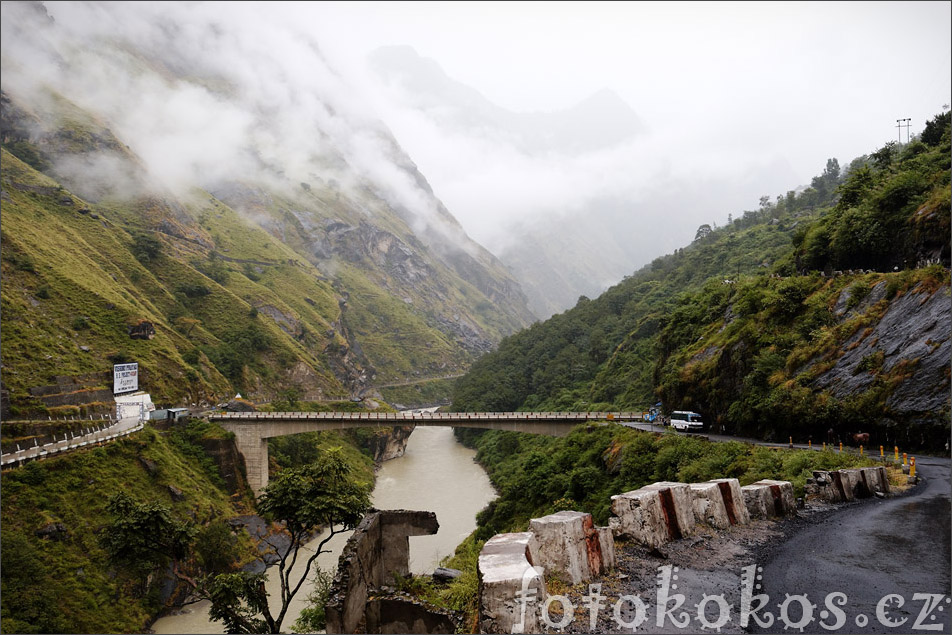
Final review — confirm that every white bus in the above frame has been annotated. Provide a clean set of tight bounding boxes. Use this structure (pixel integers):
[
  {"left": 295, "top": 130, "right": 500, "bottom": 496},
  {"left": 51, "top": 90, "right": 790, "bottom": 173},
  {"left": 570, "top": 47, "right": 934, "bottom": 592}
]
[{"left": 670, "top": 410, "right": 704, "bottom": 431}]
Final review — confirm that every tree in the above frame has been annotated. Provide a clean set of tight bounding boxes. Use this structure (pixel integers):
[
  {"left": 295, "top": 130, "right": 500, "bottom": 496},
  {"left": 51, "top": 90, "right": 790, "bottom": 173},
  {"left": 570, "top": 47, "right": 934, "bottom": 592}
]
[
  {"left": 100, "top": 491, "right": 195, "bottom": 581},
  {"left": 824, "top": 157, "right": 841, "bottom": 182},
  {"left": 217, "top": 448, "right": 372, "bottom": 633},
  {"left": 921, "top": 110, "right": 951, "bottom": 146},
  {"left": 102, "top": 448, "right": 371, "bottom": 634}
]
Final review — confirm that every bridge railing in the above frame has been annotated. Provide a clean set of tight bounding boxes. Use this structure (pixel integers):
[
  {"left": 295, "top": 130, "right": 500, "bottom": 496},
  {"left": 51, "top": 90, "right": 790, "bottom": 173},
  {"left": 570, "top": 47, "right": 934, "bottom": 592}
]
[{"left": 209, "top": 411, "right": 644, "bottom": 422}]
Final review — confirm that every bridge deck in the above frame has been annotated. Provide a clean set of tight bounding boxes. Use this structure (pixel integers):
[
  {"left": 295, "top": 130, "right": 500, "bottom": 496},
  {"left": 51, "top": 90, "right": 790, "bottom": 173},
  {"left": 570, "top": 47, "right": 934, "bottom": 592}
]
[{"left": 210, "top": 411, "right": 643, "bottom": 424}]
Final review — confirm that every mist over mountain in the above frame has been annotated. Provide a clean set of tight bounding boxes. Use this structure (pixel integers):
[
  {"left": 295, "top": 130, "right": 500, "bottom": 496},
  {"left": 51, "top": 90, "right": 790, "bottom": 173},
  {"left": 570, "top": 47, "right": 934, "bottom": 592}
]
[
  {"left": 0, "top": 1, "right": 534, "bottom": 410},
  {"left": 370, "top": 45, "right": 645, "bottom": 155},
  {"left": 367, "top": 45, "right": 799, "bottom": 318}
]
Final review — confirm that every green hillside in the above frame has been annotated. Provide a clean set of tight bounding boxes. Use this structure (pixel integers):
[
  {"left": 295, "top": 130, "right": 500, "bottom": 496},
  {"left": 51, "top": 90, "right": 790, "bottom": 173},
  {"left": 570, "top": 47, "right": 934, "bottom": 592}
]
[
  {"left": 0, "top": 85, "right": 534, "bottom": 416},
  {"left": 0, "top": 424, "right": 254, "bottom": 634},
  {"left": 452, "top": 110, "right": 950, "bottom": 450},
  {"left": 0, "top": 415, "right": 385, "bottom": 634}
]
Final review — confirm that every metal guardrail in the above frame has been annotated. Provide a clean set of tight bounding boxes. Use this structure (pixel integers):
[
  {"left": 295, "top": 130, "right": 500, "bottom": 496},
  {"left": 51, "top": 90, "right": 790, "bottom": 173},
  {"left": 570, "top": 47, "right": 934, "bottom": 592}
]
[{"left": 1, "top": 420, "right": 145, "bottom": 468}]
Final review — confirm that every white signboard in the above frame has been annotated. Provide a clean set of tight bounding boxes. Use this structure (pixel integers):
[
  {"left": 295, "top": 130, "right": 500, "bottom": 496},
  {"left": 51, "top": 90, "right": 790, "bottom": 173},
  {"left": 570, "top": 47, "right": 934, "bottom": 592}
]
[{"left": 113, "top": 363, "right": 139, "bottom": 394}]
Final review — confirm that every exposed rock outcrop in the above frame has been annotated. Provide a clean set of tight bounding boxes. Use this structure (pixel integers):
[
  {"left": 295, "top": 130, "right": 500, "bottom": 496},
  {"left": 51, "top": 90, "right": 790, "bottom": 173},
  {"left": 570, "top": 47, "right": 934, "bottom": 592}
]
[
  {"left": 361, "top": 425, "right": 414, "bottom": 462},
  {"left": 816, "top": 282, "right": 950, "bottom": 417}
]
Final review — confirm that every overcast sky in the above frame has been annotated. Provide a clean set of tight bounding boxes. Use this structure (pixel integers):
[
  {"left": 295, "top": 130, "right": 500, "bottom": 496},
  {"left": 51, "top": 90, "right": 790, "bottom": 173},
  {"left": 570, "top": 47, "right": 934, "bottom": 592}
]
[
  {"left": 7, "top": 1, "right": 951, "bottom": 262},
  {"left": 296, "top": 1, "right": 950, "bottom": 168},
  {"left": 258, "top": 1, "right": 952, "bottom": 252}
]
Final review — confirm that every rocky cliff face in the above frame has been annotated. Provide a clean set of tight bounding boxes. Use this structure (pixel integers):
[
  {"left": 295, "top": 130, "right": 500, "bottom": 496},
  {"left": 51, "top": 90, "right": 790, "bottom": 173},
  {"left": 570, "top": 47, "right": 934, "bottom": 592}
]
[
  {"left": 814, "top": 280, "right": 950, "bottom": 429},
  {"left": 199, "top": 436, "right": 251, "bottom": 497},
  {"left": 653, "top": 268, "right": 950, "bottom": 450},
  {"left": 362, "top": 426, "right": 415, "bottom": 462}
]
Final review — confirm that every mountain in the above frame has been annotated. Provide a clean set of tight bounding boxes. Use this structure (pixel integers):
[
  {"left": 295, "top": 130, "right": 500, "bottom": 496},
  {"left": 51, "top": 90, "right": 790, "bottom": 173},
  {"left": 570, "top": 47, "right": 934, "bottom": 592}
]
[
  {"left": 369, "top": 45, "right": 645, "bottom": 155},
  {"left": 368, "top": 45, "right": 799, "bottom": 318},
  {"left": 452, "top": 111, "right": 951, "bottom": 450},
  {"left": 0, "top": 2, "right": 535, "bottom": 416}
]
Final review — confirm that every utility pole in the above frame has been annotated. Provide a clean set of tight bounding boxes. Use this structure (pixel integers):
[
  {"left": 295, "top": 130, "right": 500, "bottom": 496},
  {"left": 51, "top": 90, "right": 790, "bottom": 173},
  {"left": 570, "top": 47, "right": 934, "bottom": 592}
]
[{"left": 896, "top": 118, "right": 911, "bottom": 143}]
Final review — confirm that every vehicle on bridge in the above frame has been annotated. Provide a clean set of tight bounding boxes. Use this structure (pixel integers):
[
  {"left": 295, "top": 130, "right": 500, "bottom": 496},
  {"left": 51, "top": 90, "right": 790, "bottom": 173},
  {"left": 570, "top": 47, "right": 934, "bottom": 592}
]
[{"left": 670, "top": 410, "right": 704, "bottom": 431}]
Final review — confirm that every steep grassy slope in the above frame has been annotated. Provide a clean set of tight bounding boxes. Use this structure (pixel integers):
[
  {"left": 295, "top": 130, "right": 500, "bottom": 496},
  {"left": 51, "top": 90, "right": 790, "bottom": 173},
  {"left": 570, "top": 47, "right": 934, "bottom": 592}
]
[
  {"left": 1, "top": 148, "right": 344, "bottom": 413},
  {"left": 0, "top": 425, "right": 252, "bottom": 634},
  {"left": 1, "top": 1, "right": 535, "bottom": 414},
  {"left": 452, "top": 111, "right": 950, "bottom": 450},
  {"left": 0, "top": 87, "right": 533, "bottom": 414},
  {"left": 0, "top": 418, "right": 381, "bottom": 634}
]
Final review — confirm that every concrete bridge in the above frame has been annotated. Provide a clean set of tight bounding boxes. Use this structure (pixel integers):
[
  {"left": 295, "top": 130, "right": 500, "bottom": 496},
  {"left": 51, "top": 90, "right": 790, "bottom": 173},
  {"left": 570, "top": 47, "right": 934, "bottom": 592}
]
[{"left": 211, "top": 411, "right": 642, "bottom": 496}]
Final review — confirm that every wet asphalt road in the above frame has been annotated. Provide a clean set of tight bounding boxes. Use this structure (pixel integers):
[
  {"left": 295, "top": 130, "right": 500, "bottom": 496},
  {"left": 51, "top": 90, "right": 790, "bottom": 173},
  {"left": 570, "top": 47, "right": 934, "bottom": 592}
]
[
  {"left": 751, "top": 456, "right": 951, "bottom": 634},
  {"left": 618, "top": 421, "right": 951, "bottom": 633}
]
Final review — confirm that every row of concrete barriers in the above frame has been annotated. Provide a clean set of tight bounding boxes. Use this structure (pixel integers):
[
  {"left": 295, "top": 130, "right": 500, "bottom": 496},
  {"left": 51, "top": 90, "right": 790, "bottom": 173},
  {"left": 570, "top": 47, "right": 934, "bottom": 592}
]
[{"left": 477, "top": 466, "right": 890, "bottom": 633}]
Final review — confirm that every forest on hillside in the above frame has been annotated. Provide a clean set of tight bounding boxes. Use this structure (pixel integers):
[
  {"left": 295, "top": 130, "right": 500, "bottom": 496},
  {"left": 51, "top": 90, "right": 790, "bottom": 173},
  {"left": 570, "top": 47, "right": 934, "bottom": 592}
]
[{"left": 452, "top": 110, "right": 950, "bottom": 449}]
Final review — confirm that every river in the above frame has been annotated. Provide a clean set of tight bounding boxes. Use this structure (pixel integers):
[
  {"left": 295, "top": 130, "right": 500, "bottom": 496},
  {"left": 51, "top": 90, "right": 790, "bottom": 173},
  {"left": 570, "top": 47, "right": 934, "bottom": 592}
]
[{"left": 150, "top": 424, "right": 496, "bottom": 633}]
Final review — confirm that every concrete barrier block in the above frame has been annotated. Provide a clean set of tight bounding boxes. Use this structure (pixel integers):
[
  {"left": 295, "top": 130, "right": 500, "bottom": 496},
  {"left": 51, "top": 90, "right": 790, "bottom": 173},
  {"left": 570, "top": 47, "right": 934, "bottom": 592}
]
[
  {"left": 709, "top": 478, "right": 750, "bottom": 525},
  {"left": 741, "top": 485, "right": 769, "bottom": 519},
  {"left": 610, "top": 481, "right": 695, "bottom": 547},
  {"left": 690, "top": 479, "right": 750, "bottom": 528},
  {"left": 861, "top": 466, "right": 890, "bottom": 494},
  {"left": 528, "top": 510, "right": 613, "bottom": 585},
  {"left": 807, "top": 470, "right": 850, "bottom": 503},
  {"left": 597, "top": 526, "right": 616, "bottom": 571},
  {"left": 610, "top": 488, "right": 669, "bottom": 548},
  {"left": 478, "top": 532, "right": 545, "bottom": 634},
  {"left": 643, "top": 481, "right": 696, "bottom": 537},
  {"left": 690, "top": 482, "right": 731, "bottom": 528},
  {"left": 838, "top": 469, "right": 871, "bottom": 499},
  {"left": 752, "top": 480, "right": 796, "bottom": 516}
]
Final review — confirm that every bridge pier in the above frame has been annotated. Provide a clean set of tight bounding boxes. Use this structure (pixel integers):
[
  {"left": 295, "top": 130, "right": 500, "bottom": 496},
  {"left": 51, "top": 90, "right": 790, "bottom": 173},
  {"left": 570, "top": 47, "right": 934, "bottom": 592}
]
[{"left": 232, "top": 427, "right": 269, "bottom": 497}]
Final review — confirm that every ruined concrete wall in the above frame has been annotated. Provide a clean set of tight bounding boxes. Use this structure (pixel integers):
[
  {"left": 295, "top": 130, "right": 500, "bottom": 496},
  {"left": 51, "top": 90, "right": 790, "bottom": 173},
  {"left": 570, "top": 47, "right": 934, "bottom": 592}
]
[
  {"left": 365, "top": 596, "right": 461, "bottom": 634},
  {"left": 325, "top": 509, "right": 440, "bottom": 635}
]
